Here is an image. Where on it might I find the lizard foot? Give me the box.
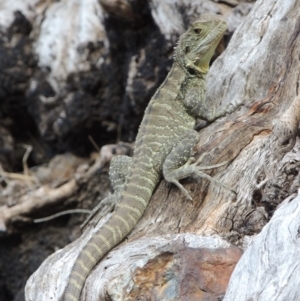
[164,155,236,200]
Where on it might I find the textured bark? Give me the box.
[1,0,298,300]
[26,0,300,300]
[0,1,252,299]
[223,192,300,301]
[26,235,242,301]
[127,0,300,242]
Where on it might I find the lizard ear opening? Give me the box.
[187,67,197,75]
[184,46,190,54]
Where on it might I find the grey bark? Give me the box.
[25,0,300,300]
[224,192,300,301]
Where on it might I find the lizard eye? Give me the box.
[184,46,190,53]
[193,28,202,34]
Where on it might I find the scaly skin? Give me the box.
[64,13,227,301]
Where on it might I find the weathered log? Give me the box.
[0,2,250,299]
[224,191,300,301]
[24,0,300,300]
[0,144,132,233]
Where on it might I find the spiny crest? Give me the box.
[173,38,181,61]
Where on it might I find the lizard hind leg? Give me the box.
[81,155,132,229]
[109,155,132,194]
[163,130,235,200]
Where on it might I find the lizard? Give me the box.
[64,13,230,301]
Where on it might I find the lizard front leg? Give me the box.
[183,77,232,122]
[163,130,235,200]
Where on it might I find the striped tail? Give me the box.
[64,165,159,301]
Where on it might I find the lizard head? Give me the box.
[175,13,227,76]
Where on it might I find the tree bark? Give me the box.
[25,0,300,300]
[224,192,300,301]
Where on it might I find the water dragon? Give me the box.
[64,13,229,301]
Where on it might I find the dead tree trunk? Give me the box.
[26,0,300,300]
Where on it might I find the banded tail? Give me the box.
[64,164,159,301]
